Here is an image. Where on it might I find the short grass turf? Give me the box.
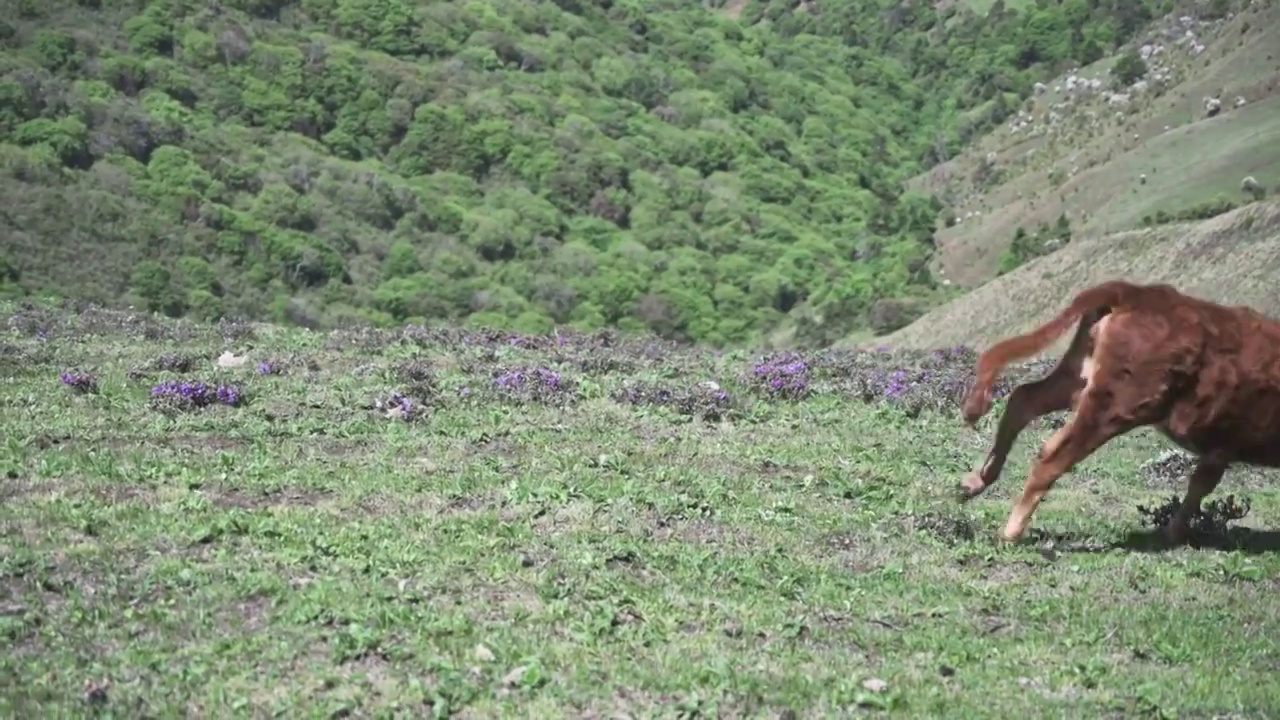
[2,300,1279,718]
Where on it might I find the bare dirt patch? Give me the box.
[442,493,501,514]
[954,555,1044,589]
[529,500,597,538]
[92,482,158,505]
[355,490,505,519]
[468,584,545,625]
[314,438,363,457]
[30,431,73,450]
[2,476,155,505]
[570,689,698,720]
[822,531,890,573]
[469,431,521,460]
[96,433,249,454]
[0,475,47,502]
[652,516,758,550]
[207,486,330,510]
[172,434,249,453]
[903,511,979,544]
[213,594,275,635]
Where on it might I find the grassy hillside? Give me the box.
[884,198,1280,350]
[2,0,1182,347]
[4,299,1279,715]
[911,0,1280,288]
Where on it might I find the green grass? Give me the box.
[3,301,1280,717]
[960,0,1034,13]
[1076,95,1280,236]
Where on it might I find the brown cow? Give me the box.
[955,279,1280,543]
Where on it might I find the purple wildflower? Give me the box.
[490,366,578,405]
[374,390,427,422]
[257,360,282,375]
[150,379,243,408]
[748,352,811,400]
[493,367,562,392]
[60,371,99,394]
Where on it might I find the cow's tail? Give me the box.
[961,280,1139,425]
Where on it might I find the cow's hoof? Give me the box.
[956,473,985,503]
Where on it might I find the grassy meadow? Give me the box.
[2,300,1279,717]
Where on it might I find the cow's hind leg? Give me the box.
[1165,458,1228,545]
[959,310,1099,501]
[1000,372,1152,541]
[958,367,1084,501]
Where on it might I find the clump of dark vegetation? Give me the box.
[1138,449,1196,487]
[907,511,979,543]
[1137,494,1252,537]
[1141,195,1242,227]
[373,391,429,424]
[998,214,1073,275]
[814,345,1031,417]
[491,366,580,406]
[369,360,443,421]
[154,353,198,373]
[257,360,284,376]
[612,381,736,422]
[216,317,257,343]
[7,310,45,338]
[0,343,24,372]
[127,351,200,380]
[1138,447,1273,490]
[59,371,99,395]
[391,361,439,400]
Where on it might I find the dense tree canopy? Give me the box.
[0,0,1169,346]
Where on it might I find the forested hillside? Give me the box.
[2,0,1171,346]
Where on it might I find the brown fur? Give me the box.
[956,279,1280,542]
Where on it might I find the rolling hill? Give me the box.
[884,198,1280,350]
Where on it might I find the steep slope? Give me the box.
[883,199,1280,351]
[911,0,1280,288]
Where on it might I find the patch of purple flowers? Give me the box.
[374,391,427,423]
[491,366,578,405]
[257,360,283,375]
[811,344,1025,417]
[748,352,811,400]
[150,379,243,410]
[495,366,561,390]
[60,371,99,394]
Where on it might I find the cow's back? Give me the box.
[1161,300,1280,465]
